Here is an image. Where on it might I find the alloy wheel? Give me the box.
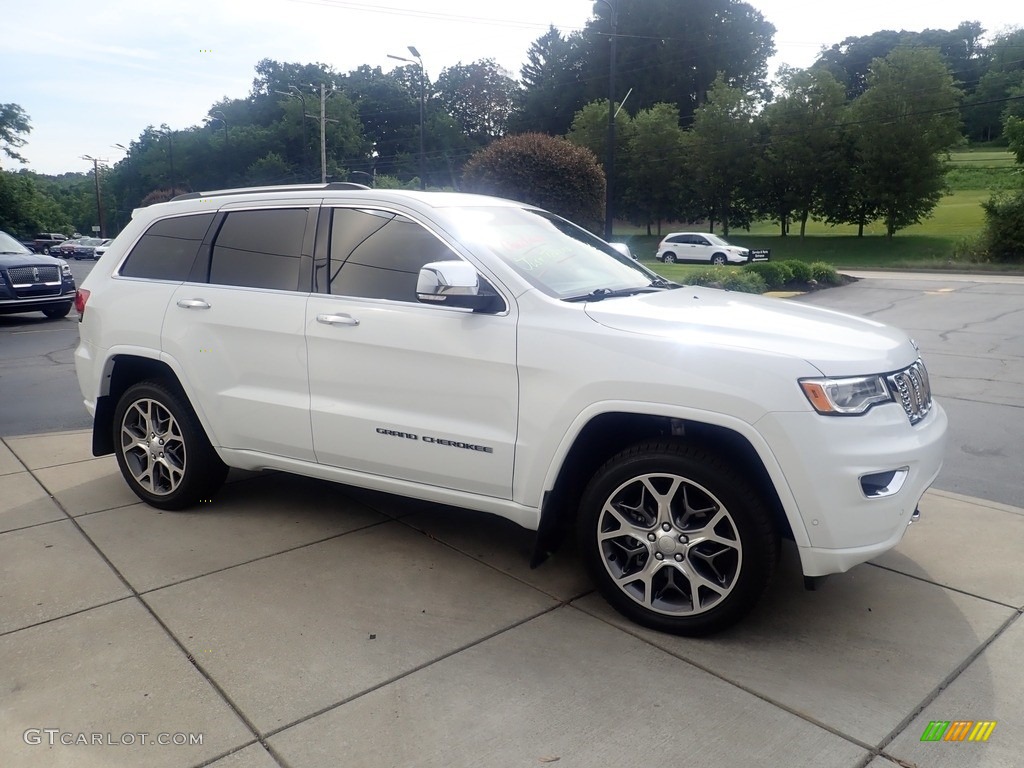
[597,473,742,616]
[119,398,187,496]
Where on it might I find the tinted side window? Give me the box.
[667,235,685,244]
[329,209,460,302]
[210,208,308,291]
[120,213,215,281]
[692,236,710,246]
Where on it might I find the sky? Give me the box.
[2,0,1020,175]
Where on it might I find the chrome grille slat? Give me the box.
[886,360,933,425]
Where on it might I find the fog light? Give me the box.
[860,467,909,498]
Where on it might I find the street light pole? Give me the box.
[388,46,426,190]
[595,0,618,240]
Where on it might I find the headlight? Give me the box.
[799,375,893,415]
[60,261,72,276]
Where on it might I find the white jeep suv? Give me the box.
[75,184,947,636]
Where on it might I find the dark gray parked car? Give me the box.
[0,230,77,319]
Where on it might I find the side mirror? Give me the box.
[416,261,500,312]
[608,242,636,260]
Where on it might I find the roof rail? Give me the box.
[172,181,371,201]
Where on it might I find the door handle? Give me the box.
[176,299,210,309]
[316,313,359,326]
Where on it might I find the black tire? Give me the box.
[42,303,72,319]
[112,380,228,510]
[663,252,677,264]
[577,439,778,636]
[711,253,727,265]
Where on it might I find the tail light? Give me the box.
[75,289,90,320]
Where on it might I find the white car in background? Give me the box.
[656,232,751,264]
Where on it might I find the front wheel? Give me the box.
[577,440,778,636]
[112,380,228,510]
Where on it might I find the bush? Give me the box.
[461,133,605,229]
[684,266,766,294]
[809,261,841,285]
[950,234,992,264]
[783,260,813,283]
[743,261,793,289]
[981,190,1024,263]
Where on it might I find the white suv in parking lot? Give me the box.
[656,232,751,264]
[75,183,947,636]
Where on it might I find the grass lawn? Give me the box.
[615,149,1024,272]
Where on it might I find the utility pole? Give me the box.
[80,155,106,238]
[320,83,328,184]
[595,0,618,240]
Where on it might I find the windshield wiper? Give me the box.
[564,284,669,302]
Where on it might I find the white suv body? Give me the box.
[75,185,947,635]
[656,232,751,264]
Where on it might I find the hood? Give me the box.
[584,286,916,377]
[0,251,64,269]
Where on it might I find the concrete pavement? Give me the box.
[2,429,1022,768]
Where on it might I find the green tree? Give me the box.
[1006,116,1024,164]
[0,103,31,167]
[849,47,963,237]
[622,103,688,235]
[435,59,519,144]
[512,26,590,136]
[566,99,634,217]
[757,67,846,237]
[461,133,605,228]
[686,74,760,235]
[585,0,775,125]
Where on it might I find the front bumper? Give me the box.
[755,400,948,577]
[0,288,76,315]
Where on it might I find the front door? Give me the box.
[305,206,518,499]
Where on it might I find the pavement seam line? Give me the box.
[568,601,879,755]
[866,561,1022,610]
[135,514,393,596]
[387,510,596,603]
[24,482,271,756]
[258,603,565,745]
[871,608,1022,755]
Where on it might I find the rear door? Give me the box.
[305,205,518,499]
[161,205,317,460]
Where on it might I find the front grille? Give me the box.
[8,265,60,285]
[886,360,932,425]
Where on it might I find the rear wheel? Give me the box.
[42,303,71,319]
[577,440,778,636]
[663,252,677,264]
[112,380,227,510]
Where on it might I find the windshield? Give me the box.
[0,231,32,254]
[706,234,731,247]
[442,206,659,299]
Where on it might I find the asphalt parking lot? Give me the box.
[1,270,1022,768]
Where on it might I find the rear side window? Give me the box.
[329,208,460,302]
[209,208,308,291]
[120,214,214,281]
